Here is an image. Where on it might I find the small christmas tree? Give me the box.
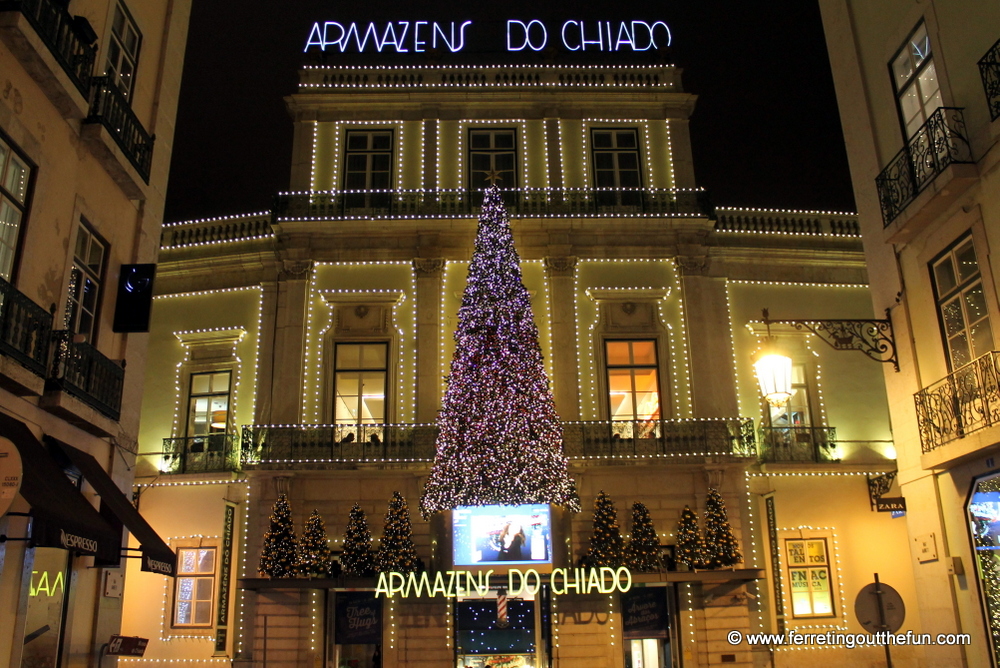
[625,502,662,572]
[342,504,376,576]
[376,492,419,573]
[420,187,578,517]
[259,493,298,578]
[675,505,707,570]
[580,491,625,567]
[703,488,743,568]
[298,509,339,578]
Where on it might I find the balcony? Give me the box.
[45,330,124,422]
[240,418,754,469]
[144,435,241,474]
[82,76,154,193]
[875,107,975,229]
[915,351,1000,464]
[757,426,838,463]
[0,275,51,384]
[272,187,714,223]
[979,37,1000,122]
[0,0,96,116]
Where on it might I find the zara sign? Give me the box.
[304,20,671,54]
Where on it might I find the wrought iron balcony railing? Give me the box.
[979,37,1000,121]
[240,418,754,468]
[47,330,124,420]
[84,76,154,183]
[875,107,974,226]
[273,187,714,222]
[915,351,1000,453]
[150,435,241,474]
[0,0,96,96]
[757,426,838,463]
[0,275,51,376]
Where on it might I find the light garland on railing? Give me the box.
[163,211,270,229]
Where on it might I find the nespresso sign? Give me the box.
[305,20,671,54]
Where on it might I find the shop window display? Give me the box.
[969,474,1000,661]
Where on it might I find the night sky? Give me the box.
[163,1,856,223]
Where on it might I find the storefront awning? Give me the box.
[47,437,176,577]
[0,412,121,565]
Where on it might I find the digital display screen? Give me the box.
[453,504,552,566]
[970,490,1000,551]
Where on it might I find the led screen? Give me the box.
[453,504,552,566]
[970,490,1000,551]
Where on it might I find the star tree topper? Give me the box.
[420,187,579,517]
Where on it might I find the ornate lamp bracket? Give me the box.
[762,308,900,371]
[867,472,897,511]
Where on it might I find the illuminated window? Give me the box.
[343,130,393,210]
[173,547,216,627]
[468,129,517,190]
[186,371,232,452]
[767,363,811,428]
[64,221,107,342]
[606,340,661,421]
[104,2,141,100]
[591,129,642,207]
[0,131,32,281]
[932,236,993,370]
[334,342,387,424]
[890,21,941,139]
[785,538,834,618]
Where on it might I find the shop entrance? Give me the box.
[455,590,545,668]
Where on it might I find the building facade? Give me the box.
[819,1,1000,665]
[0,0,191,666]
[121,51,920,668]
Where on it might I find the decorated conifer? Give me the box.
[259,493,298,578]
[376,492,419,573]
[419,187,578,517]
[342,504,375,576]
[703,488,743,568]
[297,509,339,577]
[675,505,707,570]
[580,491,625,567]
[625,502,662,572]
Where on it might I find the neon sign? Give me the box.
[374,566,632,598]
[304,20,671,54]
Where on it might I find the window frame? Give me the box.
[184,370,233,453]
[784,537,836,619]
[342,129,394,211]
[930,234,994,371]
[333,341,389,425]
[888,20,942,140]
[0,128,35,284]
[604,339,662,423]
[172,546,218,629]
[467,128,518,191]
[64,219,109,343]
[590,128,644,208]
[104,1,142,101]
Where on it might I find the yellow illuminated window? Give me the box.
[334,342,387,424]
[605,340,661,421]
[785,538,834,618]
[173,547,216,627]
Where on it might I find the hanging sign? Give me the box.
[335,592,382,644]
[375,566,632,598]
[305,20,671,54]
[876,497,906,513]
[0,436,22,518]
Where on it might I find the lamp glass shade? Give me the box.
[210,410,228,430]
[753,346,794,408]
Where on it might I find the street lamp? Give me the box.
[753,309,794,408]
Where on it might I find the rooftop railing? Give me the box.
[48,330,124,420]
[0,275,52,376]
[273,187,714,222]
[915,351,1000,453]
[85,76,154,183]
[0,0,96,96]
[875,107,973,226]
[979,37,1000,121]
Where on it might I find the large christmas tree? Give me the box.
[420,187,578,517]
[259,493,298,578]
[580,491,625,567]
[376,492,419,573]
[703,488,743,568]
[675,505,707,570]
[342,504,376,576]
[298,509,339,578]
[625,502,662,572]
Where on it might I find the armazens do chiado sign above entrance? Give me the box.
[375,567,633,598]
[305,20,671,54]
